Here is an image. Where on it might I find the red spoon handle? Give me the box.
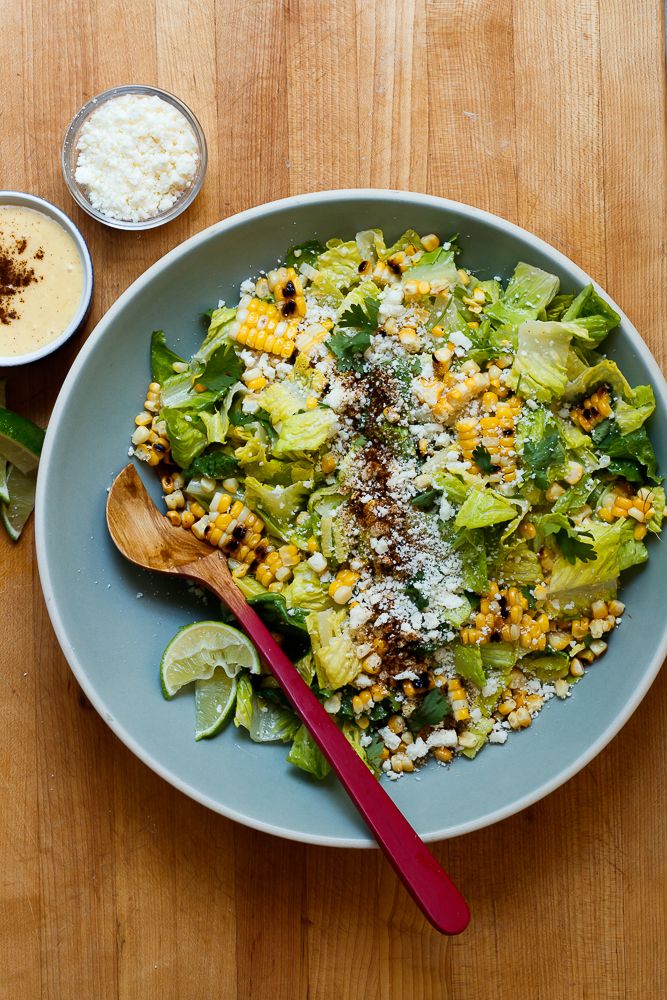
[224,595,470,935]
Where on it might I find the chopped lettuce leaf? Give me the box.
[454,644,486,688]
[460,717,494,759]
[306,609,361,691]
[311,239,361,299]
[194,306,237,363]
[383,229,422,259]
[234,674,300,743]
[336,279,381,318]
[403,246,458,289]
[287,725,330,779]
[618,521,648,571]
[648,487,665,533]
[151,330,185,383]
[257,381,307,424]
[200,409,228,445]
[272,408,338,458]
[615,385,656,435]
[355,228,387,261]
[480,643,518,673]
[495,540,542,586]
[512,321,572,402]
[564,359,633,402]
[284,562,332,612]
[160,407,207,468]
[244,477,309,539]
[524,654,569,681]
[454,484,518,530]
[485,262,560,327]
[286,239,326,269]
[561,284,620,347]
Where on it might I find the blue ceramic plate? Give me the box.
[35,190,667,846]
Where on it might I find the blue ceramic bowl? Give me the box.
[35,190,667,846]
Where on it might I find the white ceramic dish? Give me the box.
[0,191,93,367]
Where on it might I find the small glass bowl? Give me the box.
[62,84,208,231]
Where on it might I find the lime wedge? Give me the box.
[195,669,237,740]
[0,458,8,505]
[1,464,37,541]
[0,407,45,474]
[160,620,260,699]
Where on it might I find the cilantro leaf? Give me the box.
[555,529,596,564]
[538,513,596,564]
[405,574,429,611]
[200,343,243,394]
[364,732,386,774]
[285,239,326,269]
[410,487,442,510]
[185,450,240,480]
[229,408,277,441]
[472,444,493,473]
[591,419,660,484]
[407,689,451,733]
[328,329,372,373]
[522,430,565,490]
[338,296,380,334]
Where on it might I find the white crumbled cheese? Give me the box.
[426,730,458,749]
[393,669,419,681]
[370,536,390,556]
[489,729,508,745]
[353,673,373,689]
[75,94,199,222]
[349,604,372,629]
[405,737,430,761]
[598,454,611,468]
[379,727,402,751]
[449,330,472,351]
[360,733,372,748]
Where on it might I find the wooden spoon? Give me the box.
[106,463,470,935]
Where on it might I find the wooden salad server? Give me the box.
[106,463,470,935]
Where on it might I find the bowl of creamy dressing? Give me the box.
[0,192,93,366]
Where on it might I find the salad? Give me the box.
[130,227,664,781]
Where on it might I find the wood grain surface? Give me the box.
[1,1,666,997]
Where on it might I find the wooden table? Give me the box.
[2,1,666,996]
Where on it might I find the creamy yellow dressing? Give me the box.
[0,206,84,357]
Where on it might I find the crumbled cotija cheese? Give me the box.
[75,94,199,222]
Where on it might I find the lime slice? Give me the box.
[160,620,260,699]
[0,407,45,474]
[194,669,237,740]
[1,464,37,541]
[0,457,8,505]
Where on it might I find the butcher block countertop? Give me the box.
[1,1,666,997]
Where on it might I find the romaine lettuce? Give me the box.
[272,408,338,458]
[454,644,486,688]
[561,284,620,347]
[160,407,208,468]
[306,609,361,690]
[485,262,560,327]
[403,246,458,289]
[284,562,332,613]
[454,484,518,530]
[244,477,309,539]
[151,330,185,383]
[257,381,307,424]
[564,359,633,402]
[512,321,572,402]
[234,674,300,743]
[548,520,622,610]
[287,725,330,779]
[615,385,656,435]
[311,240,361,299]
[194,306,237,363]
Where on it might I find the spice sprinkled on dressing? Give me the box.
[0,206,83,358]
